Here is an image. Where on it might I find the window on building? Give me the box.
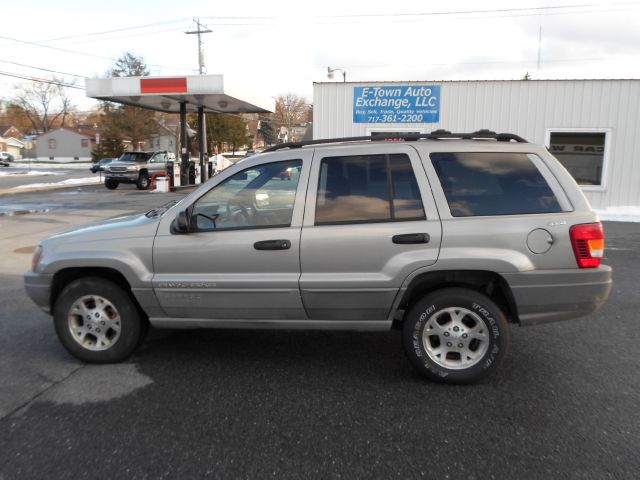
[430,152,564,217]
[547,131,607,187]
[315,154,425,225]
[81,139,89,148]
[48,139,56,149]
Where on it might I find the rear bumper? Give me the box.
[24,271,53,313]
[502,266,612,326]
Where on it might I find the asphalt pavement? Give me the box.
[0,184,638,479]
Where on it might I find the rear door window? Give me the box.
[430,152,564,217]
[315,154,425,225]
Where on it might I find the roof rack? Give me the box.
[263,129,527,152]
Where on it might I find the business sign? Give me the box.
[140,77,187,94]
[353,85,440,123]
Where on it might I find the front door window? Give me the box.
[192,159,302,230]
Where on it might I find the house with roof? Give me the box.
[0,125,26,159]
[34,127,97,161]
[0,136,25,159]
[143,121,178,155]
[0,125,24,139]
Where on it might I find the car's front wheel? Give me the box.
[136,172,150,190]
[53,278,147,363]
[402,288,510,383]
[105,179,119,190]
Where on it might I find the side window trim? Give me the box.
[527,152,573,212]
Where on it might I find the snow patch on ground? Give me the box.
[12,176,102,189]
[596,206,640,223]
[0,170,62,177]
[12,162,92,169]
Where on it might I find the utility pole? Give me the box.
[186,17,212,74]
[186,18,213,184]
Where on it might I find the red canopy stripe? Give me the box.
[140,77,187,93]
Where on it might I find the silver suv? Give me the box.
[24,131,612,383]
[104,151,174,190]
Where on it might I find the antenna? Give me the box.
[186,17,212,75]
[537,26,542,71]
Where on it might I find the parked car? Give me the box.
[104,151,175,190]
[279,166,293,180]
[24,131,612,383]
[0,151,14,164]
[90,158,115,174]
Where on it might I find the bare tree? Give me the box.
[12,77,74,133]
[272,94,311,130]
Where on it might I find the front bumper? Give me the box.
[24,271,54,313]
[105,171,138,182]
[502,266,612,326]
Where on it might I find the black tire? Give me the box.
[53,277,148,363]
[402,288,510,384]
[105,178,119,190]
[136,172,150,190]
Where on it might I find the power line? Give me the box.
[0,34,118,61]
[320,2,633,19]
[0,71,84,89]
[0,59,86,79]
[0,34,191,72]
[317,54,639,70]
[54,27,188,46]
[201,2,636,23]
[34,18,191,43]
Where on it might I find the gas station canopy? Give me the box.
[85,75,273,114]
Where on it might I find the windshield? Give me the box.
[119,152,150,162]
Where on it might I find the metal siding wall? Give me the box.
[314,80,640,209]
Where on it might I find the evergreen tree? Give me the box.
[98,53,158,150]
[258,119,276,146]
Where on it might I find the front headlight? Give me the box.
[127,165,139,171]
[31,245,43,272]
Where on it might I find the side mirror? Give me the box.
[171,210,191,234]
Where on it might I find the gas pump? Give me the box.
[167,160,181,187]
[193,163,201,185]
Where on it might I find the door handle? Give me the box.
[392,233,430,244]
[254,239,292,250]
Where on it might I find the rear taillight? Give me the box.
[570,223,605,268]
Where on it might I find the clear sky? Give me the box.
[1,0,639,113]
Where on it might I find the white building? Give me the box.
[313,79,640,211]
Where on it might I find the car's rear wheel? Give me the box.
[402,288,510,383]
[53,278,147,363]
[136,172,150,190]
[105,179,119,190]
